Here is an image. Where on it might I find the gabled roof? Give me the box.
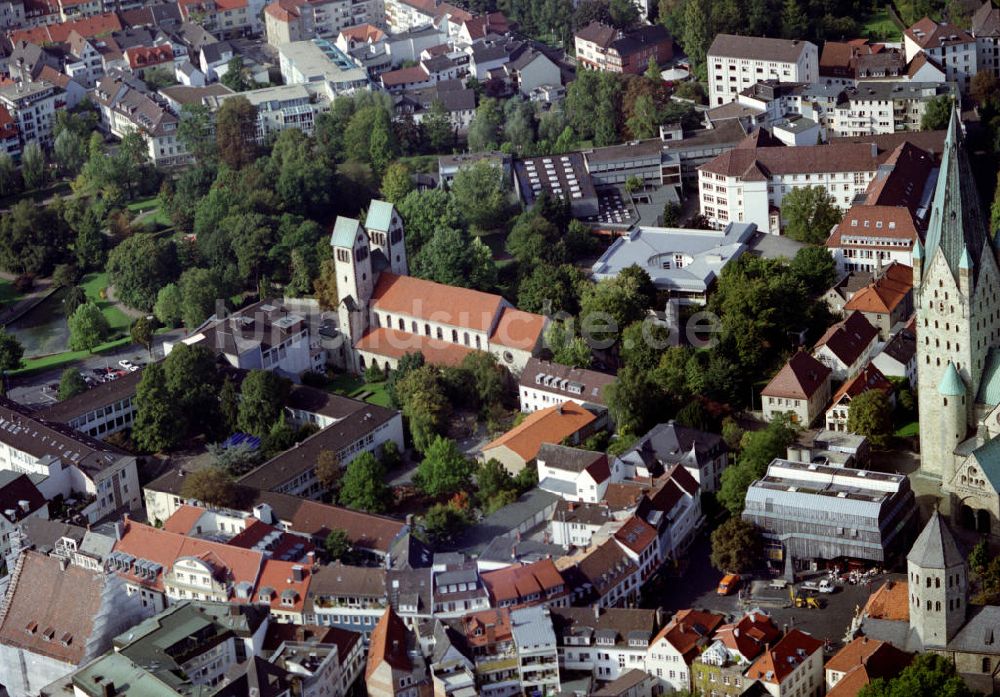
[575,21,618,47]
[536,443,610,482]
[708,34,813,62]
[714,611,780,661]
[746,629,824,684]
[481,559,565,604]
[365,199,395,232]
[651,608,725,659]
[482,402,597,462]
[830,362,893,405]
[355,327,475,367]
[371,272,504,332]
[489,307,547,351]
[366,607,414,677]
[814,312,879,366]
[844,265,911,313]
[826,639,912,697]
[762,350,831,399]
[904,16,975,48]
[0,471,47,522]
[612,515,657,554]
[907,510,964,570]
[11,11,121,44]
[863,579,909,621]
[973,0,1000,36]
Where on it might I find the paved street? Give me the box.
[642,535,898,649]
[6,329,187,408]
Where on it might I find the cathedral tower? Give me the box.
[915,107,1000,479]
[907,511,966,648]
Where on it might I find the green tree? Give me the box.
[420,502,471,546]
[53,129,86,177]
[675,399,712,431]
[133,363,186,452]
[154,283,183,327]
[969,537,989,576]
[221,55,253,91]
[267,129,335,216]
[107,235,177,310]
[219,376,240,434]
[544,321,593,368]
[921,95,953,131]
[626,93,659,140]
[424,99,454,152]
[780,0,808,38]
[62,286,86,319]
[179,466,244,508]
[847,389,893,448]
[971,71,1000,108]
[396,365,451,453]
[461,350,511,409]
[414,227,497,291]
[718,416,796,515]
[680,0,713,72]
[20,141,47,190]
[710,517,763,573]
[722,417,745,450]
[381,162,414,203]
[781,185,841,244]
[0,200,71,276]
[130,315,156,357]
[467,98,504,151]
[858,653,972,697]
[450,160,510,231]
[315,449,342,492]
[215,96,258,169]
[0,330,22,392]
[662,201,681,226]
[237,369,291,436]
[67,302,110,351]
[179,267,224,328]
[396,188,461,257]
[620,320,670,372]
[58,368,87,400]
[387,351,426,408]
[262,413,297,457]
[177,104,217,162]
[339,452,390,512]
[789,245,838,294]
[506,209,564,268]
[606,365,663,435]
[415,436,476,497]
[517,263,583,315]
[324,529,351,561]
[476,458,515,502]
[0,152,17,196]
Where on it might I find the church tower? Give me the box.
[365,199,409,277]
[907,511,966,648]
[331,216,374,362]
[914,107,1000,479]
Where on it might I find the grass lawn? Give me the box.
[862,8,902,40]
[0,278,24,308]
[126,195,172,228]
[12,337,130,376]
[80,272,132,335]
[327,373,392,408]
[895,420,919,437]
[396,155,440,174]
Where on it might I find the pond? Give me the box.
[6,286,71,357]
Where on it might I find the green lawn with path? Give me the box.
[126,195,172,228]
[327,373,392,408]
[862,8,902,40]
[81,272,132,334]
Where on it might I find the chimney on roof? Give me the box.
[101,681,116,697]
[593,603,600,620]
[17,500,29,513]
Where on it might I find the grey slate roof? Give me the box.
[907,510,964,570]
[969,436,1000,494]
[945,605,1000,653]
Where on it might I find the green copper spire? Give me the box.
[938,362,965,397]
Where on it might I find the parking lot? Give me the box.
[642,535,902,649]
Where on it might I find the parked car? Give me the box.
[818,579,836,594]
[118,359,139,372]
[717,573,741,595]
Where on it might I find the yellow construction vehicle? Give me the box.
[789,587,822,609]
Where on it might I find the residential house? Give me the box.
[745,629,825,697]
[591,223,756,305]
[825,363,895,432]
[0,472,48,564]
[518,358,615,414]
[903,17,977,90]
[480,559,568,609]
[481,402,600,475]
[551,606,660,682]
[509,605,560,695]
[559,538,641,608]
[549,500,615,549]
[204,83,330,142]
[306,563,388,637]
[365,607,431,697]
[94,74,189,167]
[813,311,880,380]
[536,444,618,503]
[761,350,833,426]
[824,637,912,697]
[691,611,781,697]
[0,76,62,150]
[616,421,728,493]
[574,22,672,74]
[973,0,1000,76]
[0,105,20,159]
[394,81,476,133]
[263,623,366,697]
[842,264,913,339]
[459,608,520,697]
[0,397,142,524]
[611,515,661,582]
[646,608,725,693]
[504,46,561,96]
[613,465,703,562]
[264,0,382,47]
[438,150,511,187]
[871,320,917,386]
[383,0,471,35]
[431,557,490,619]
[819,40,907,85]
[0,550,145,696]
[594,670,659,697]
[707,34,819,106]
[742,459,917,567]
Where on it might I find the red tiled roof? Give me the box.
[371,272,504,333]
[162,504,205,534]
[652,608,725,660]
[814,312,879,366]
[489,307,546,351]
[613,515,657,554]
[227,518,316,561]
[863,579,909,621]
[366,607,412,678]
[216,0,248,9]
[762,350,831,399]
[844,264,912,314]
[700,142,883,180]
[747,629,824,684]
[380,65,430,87]
[714,611,780,661]
[254,559,310,614]
[904,16,975,48]
[125,44,174,69]
[461,608,512,647]
[339,22,385,42]
[831,362,893,405]
[826,639,912,697]
[862,142,934,210]
[355,327,475,367]
[481,559,565,605]
[827,206,922,251]
[462,11,510,39]
[11,11,121,43]
[482,402,597,462]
